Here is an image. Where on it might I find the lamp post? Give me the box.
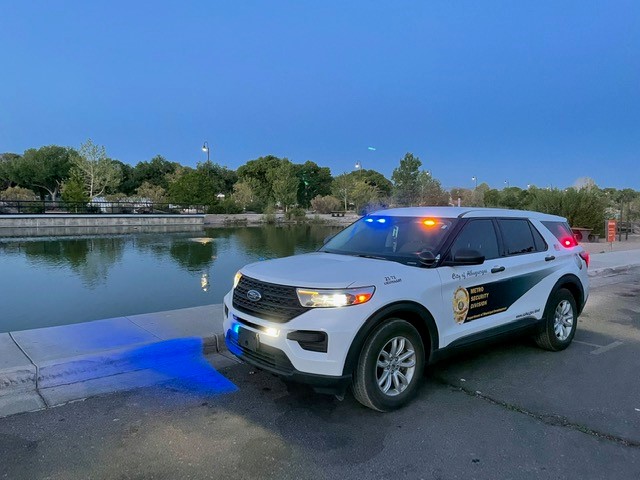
[472,176,477,190]
[202,141,210,163]
[354,161,362,176]
[504,180,509,188]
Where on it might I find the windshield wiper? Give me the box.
[355,253,388,261]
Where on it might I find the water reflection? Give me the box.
[0,225,342,332]
[20,238,125,288]
[169,240,217,272]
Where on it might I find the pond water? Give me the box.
[0,225,341,333]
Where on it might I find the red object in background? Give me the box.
[607,220,617,243]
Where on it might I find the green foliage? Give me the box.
[61,176,90,205]
[207,198,243,214]
[0,153,21,190]
[232,180,255,210]
[561,188,607,233]
[310,195,341,214]
[135,182,167,203]
[285,206,307,221]
[6,146,76,200]
[270,161,299,211]
[392,153,422,206]
[263,204,277,224]
[351,179,380,213]
[0,186,38,201]
[294,161,333,207]
[168,162,228,205]
[237,155,287,205]
[417,171,449,206]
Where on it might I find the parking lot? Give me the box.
[1,268,639,480]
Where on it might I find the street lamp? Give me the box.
[354,161,362,175]
[472,176,478,189]
[504,180,510,188]
[202,141,210,163]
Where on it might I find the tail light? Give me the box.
[579,252,590,267]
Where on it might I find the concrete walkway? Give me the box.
[2,243,639,418]
[0,306,226,418]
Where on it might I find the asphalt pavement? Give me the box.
[1,268,639,480]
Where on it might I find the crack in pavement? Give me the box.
[433,376,640,449]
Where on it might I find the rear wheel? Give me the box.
[534,288,577,351]
[352,319,425,412]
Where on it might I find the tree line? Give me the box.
[1,140,638,233]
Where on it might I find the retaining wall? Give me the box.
[0,215,204,237]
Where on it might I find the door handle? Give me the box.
[491,266,505,273]
[545,255,556,262]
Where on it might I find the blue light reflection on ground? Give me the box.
[127,337,238,395]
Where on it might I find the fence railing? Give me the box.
[0,200,207,215]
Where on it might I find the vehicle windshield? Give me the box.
[321,215,456,266]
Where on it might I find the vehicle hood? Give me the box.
[239,252,399,289]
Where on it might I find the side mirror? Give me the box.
[417,250,437,267]
[450,248,485,266]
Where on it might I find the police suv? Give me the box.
[223,207,589,411]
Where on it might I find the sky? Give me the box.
[1,0,638,190]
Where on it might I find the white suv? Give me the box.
[223,207,589,411]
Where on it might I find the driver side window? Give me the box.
[450,219,500,261]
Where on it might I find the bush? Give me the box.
[0,186,38,201]
[207,198,243,214]
[310,195,341,214]
[263,205,277,224]
[285,207,307,221]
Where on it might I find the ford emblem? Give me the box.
[246,289,262,302]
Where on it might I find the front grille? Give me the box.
[233,276,308,322]
[226,332,295,375]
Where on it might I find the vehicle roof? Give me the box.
[369,206,566,222]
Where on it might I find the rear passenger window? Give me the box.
[498,219,540,255]
[541,221,577,247]
[450,219,500,260]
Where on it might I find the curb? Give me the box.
[0,306,227,418]
[588,263,640,278]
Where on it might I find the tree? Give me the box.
[417,172,449,206]
[310,195,341,214]
[168,162,227,205]
[232,180,255,210]
[136,182,167,203]
[351,179,380,213]
[131,155,179,190]
[237,155,287,205]
[6,146,75,200]
[61,175,90,205]
[392,153,422,206]
[294,161,333,207]
[270,161,299,211]
[0,153,21,190]
[73,139,122,198]
[331,173,356,211]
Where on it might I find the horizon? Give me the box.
[1,1,638,190]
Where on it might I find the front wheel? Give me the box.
[534,288,577,351]
[352,319,425,412]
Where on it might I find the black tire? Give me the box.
[352,318,426,412]
[534,288,577,351]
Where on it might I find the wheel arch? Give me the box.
[342,301,439,376]
[550,274,585,315]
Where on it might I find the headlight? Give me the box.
[296,286,375,308]
[233,272,242,289]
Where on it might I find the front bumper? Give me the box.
[224,329,352,395]
[222,291,377,388]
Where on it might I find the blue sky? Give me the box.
[1,1,638,189]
